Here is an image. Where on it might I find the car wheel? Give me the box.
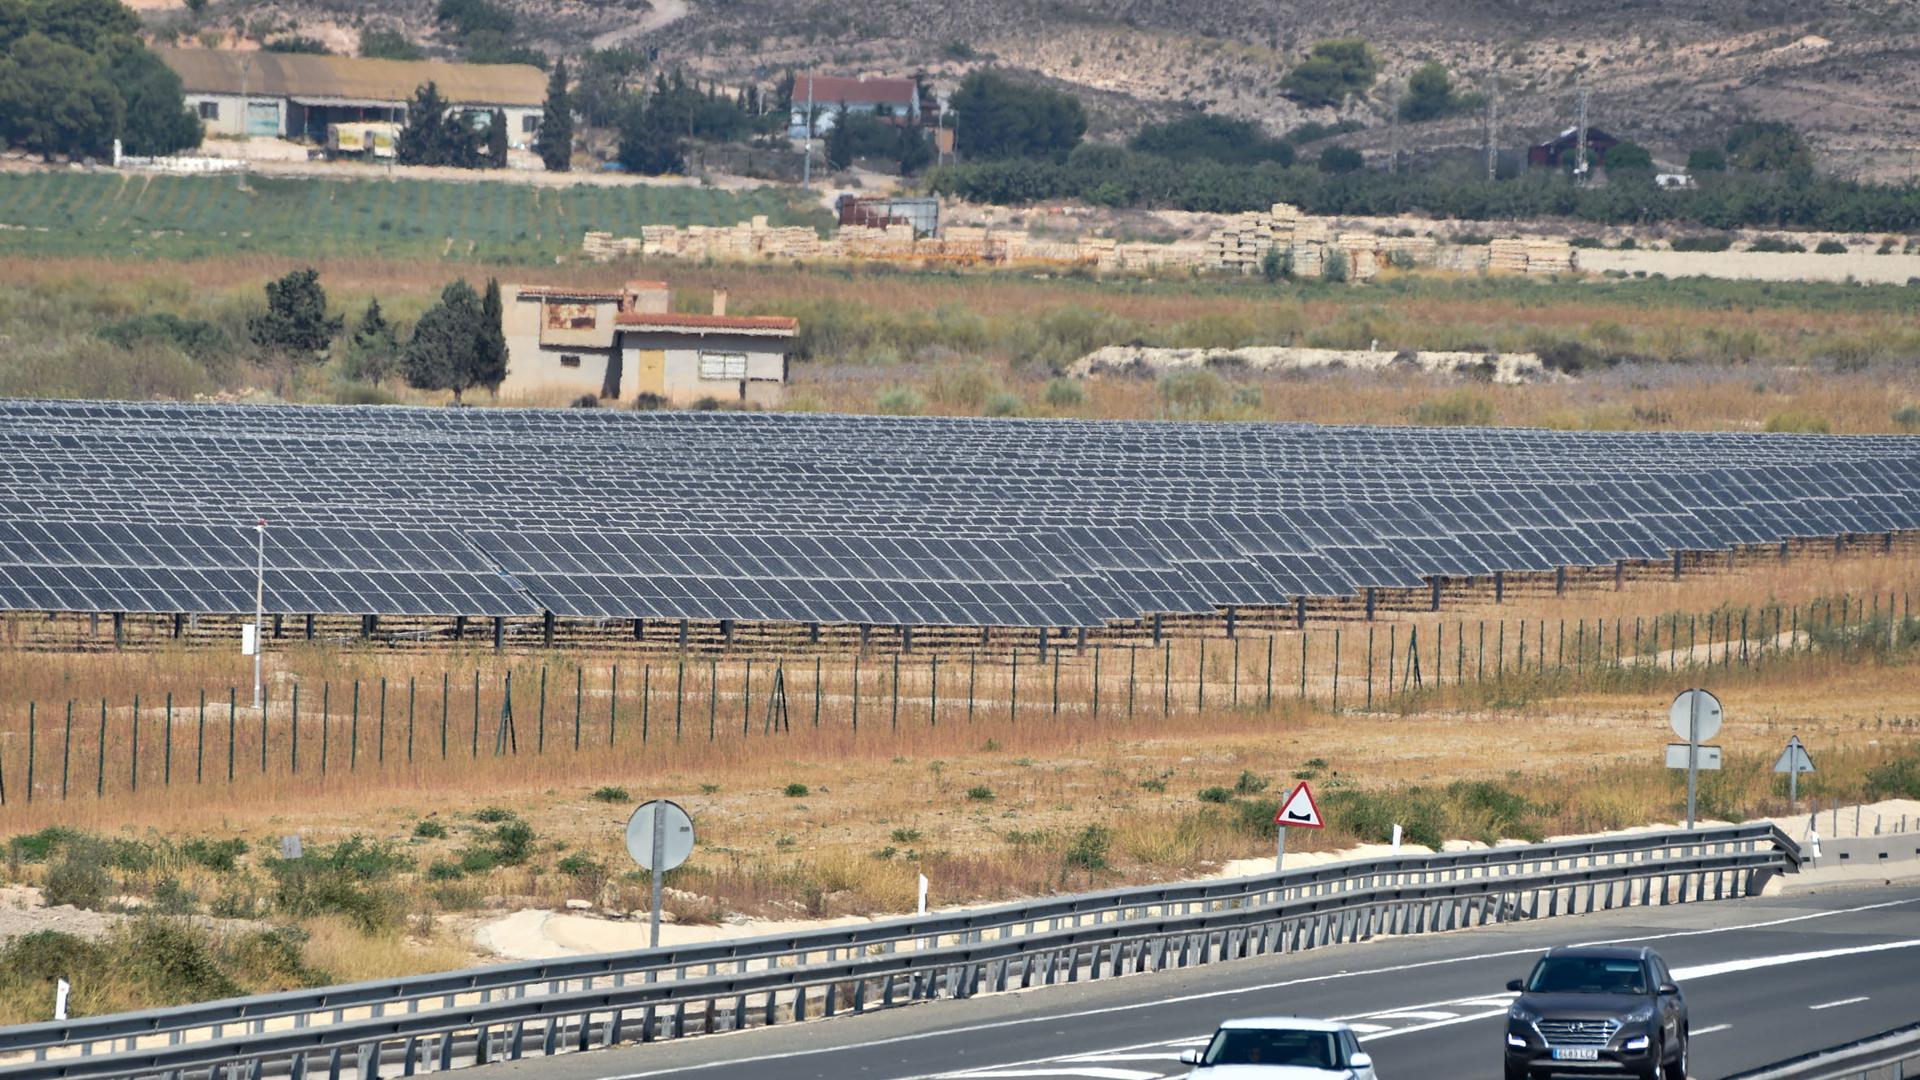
[1636,1033,1664,1080]
[1665,1029,1689,1080]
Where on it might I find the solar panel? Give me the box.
[0,400,1914,628]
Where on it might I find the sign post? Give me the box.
[1273,781,1325,872]
[1668,689,1723,829]
[1773,735,1816,807]
[252,519,266,712]
[625,800,695,950]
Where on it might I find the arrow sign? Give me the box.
[1773,736,1815,775]
[1274,781,1325,829]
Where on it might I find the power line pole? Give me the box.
[1574,86,1591,181]
[1485,75,1499,181]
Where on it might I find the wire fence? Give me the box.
[0,589,1913,808]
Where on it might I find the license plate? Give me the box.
[1552,1048,1601,1061]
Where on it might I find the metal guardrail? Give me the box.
[1726,1023,1920,1080]
[0,823,1798,1080]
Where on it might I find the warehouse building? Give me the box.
[156,47,546,146]
[500,281,797,407]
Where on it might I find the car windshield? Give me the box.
[1202,1028,1345,1069]
[1526,956,1649,994]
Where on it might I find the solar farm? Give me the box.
[1,398,1916,653]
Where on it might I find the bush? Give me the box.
[589,786,630,803]
[1044,378,1084,408]
[1322,247,1349,282]
[983,391,1025,417]
[1062,825,1112,872]
[631,392,668,410]
[1746,236,1807,253]
[1234,770,1270,796]
[965,785,995,801]
[1670,233,1734,253]
[876,387,925,415]
[43,847,113,910]
[1158,368,1228,418]
[412,820,449,840]
[7,827,82,863]
[1893,405,1920,431]
[784,782,810,798]
[1196,785,1235,804]
[890,828,922,844]
[265,836,411,932]
[1866,750,1920,799]
[1261,246,1292,281]
[1815,239,1848,254]
[1412,389,1495,427]
[1763,409,1831,434]
[98,313,233,361]
[180,838,248,873]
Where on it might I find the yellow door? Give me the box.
[636,350,666,396]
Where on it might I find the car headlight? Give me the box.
[1507,1033,1528,1048]
[1624,1035,1650,1052]
[1624,1002,1656,1023]
[1509,1004,1539,1023]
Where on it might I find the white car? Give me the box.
[1178,1017,1380,1079]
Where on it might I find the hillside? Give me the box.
[154,0,1920,179]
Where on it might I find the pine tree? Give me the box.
[403,279,484,402]
[248,267,343,362]
[534,57,572,172]
[395,82,482,167]
[486,108,508,167]
[345,298,401,386]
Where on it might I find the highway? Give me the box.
[468,884,1920,1080]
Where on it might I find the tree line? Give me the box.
[0,0,201,160]
[248,268,508,403]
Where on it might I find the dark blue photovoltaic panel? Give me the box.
[0,400,1914,626]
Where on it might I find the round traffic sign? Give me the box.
[1668,688,1722,742]
[625,800,695,872]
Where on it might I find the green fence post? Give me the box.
[640,665,649,746]
[707,659,717,741]
[130,693,140,794]
[377,678,387,766]
[25,702,35,802]
[407,677,415,763]
[350,680,360,772]
[226,688,236,784]
[675,659,685,741]
[1265,635,1275,709]
[63,700,74,799]
[440,673,450,760]
[319,684,329,776]
[96,699,107,798]
[610,664,619,747]
[471,670,481,757]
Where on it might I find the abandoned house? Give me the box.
[500,282,798,407]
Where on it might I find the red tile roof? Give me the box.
[615,312,799,334]
[799,74,916,107]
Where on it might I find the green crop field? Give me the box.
[0,171,830,262]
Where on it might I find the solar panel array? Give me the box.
[0,399,1915,628]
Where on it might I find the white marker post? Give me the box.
[916,873,929,915]
[1668,689,1723,830]
[252,519,266,712]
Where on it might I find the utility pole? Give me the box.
[1574,86,1591,180]
[1485,75,1500,182]
[801,73,814,190]
[1388,84,1401,174]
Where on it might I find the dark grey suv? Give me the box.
[1503,946,1688,1080]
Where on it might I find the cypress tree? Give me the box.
[486,108,508,167]
[475,278,509,395]
[534,57,572,172]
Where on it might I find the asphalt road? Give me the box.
[469,883,1920,1080]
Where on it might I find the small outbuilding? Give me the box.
[789,73,921,137]
[500,281,797,407]
[1528,126,1621,169]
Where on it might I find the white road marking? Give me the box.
[601,896,1920,1079]
[1692,1024,1732,1035]
[1808,996,1870,1011]
[1365,1010,1459,1021]
[1346,1023,1392,1033]
[1058,1054,1185,1063]
[1356,1009,1511,1042]
[952,1070,1168,1080]
[1673,939,1920,980]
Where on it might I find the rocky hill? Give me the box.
[169,0,1920,179]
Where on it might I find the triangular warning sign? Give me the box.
[1274,781,1325,829]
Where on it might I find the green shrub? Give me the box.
[7,827,81,863]
[1196,785,1235,804]
[1815,239,1848,254]
[588,786,630,803]
[265,836,411,932]
[42,847,113,910]
[965,785,995,802]
[1159,368,1228,419]
[1062,825,1112,872]
[1322,247,1350,282]
[1746,236,1806,253]
[983,391,1026,417]
[1234,770,1270,796]
[1893,405,1920,431]
[180,838,248,874]
[1044,378,1085,408]
[876,387,925,415]
[1326,789,1445,850]
[97,313,234,361]
[1139,777,1167,793]
[784,782,810,797]
[1260,246,1293,281]
[890,827,922,844]
[1763,409,1831,434]
[1866,750,1920,799]
[1670,234,1734,252]
[556,852,606,887]
[1412,389,1495,427]
[412,820,449,840]
[1232,797,1282,838]
[471,806,515,824]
